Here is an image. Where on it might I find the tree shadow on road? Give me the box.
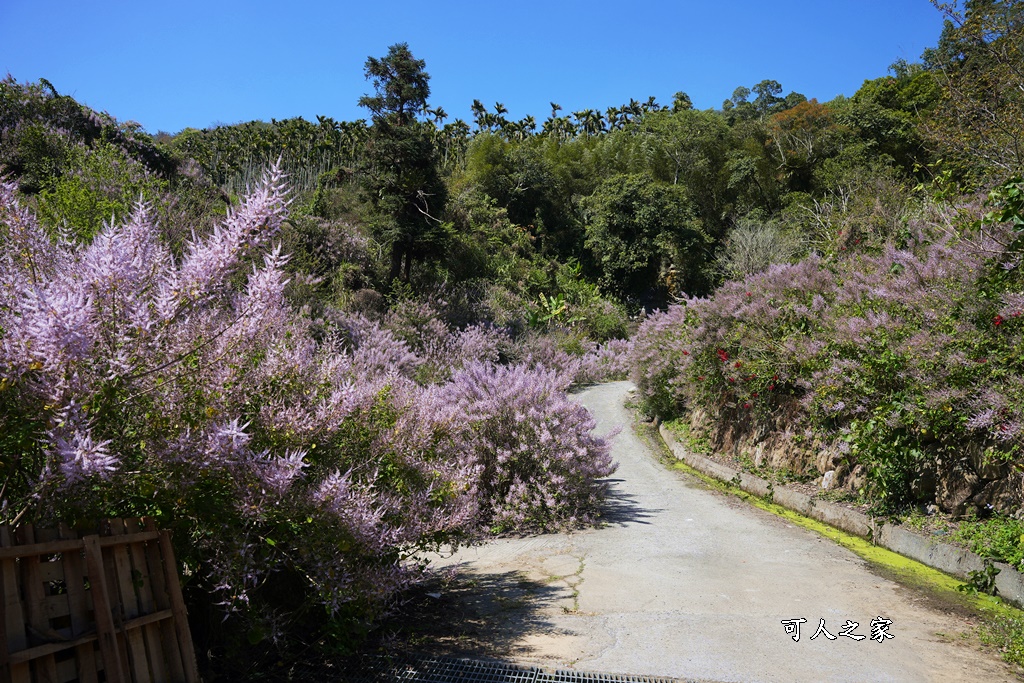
[598,478,661,526]
[365,569,568,662]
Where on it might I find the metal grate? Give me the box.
[335,655,536,683]
[537,671,681,683]
[337,654,692,683]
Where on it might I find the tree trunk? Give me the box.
[403,250,413,282]
[389,242,404,283]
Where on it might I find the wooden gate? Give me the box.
[0,518,199,683]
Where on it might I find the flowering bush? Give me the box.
[510,328,633,387]
[0,166,480,651]
[0,164,618,658]
[632,199,1024,513]
[420,363,616,533]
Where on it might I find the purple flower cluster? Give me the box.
[0,165,617,635]
[419,363,617,533]
[632,205,1024,508]
[512,329,634,388]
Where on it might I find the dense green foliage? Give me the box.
[35,38,946,314]
[358,43,448,283]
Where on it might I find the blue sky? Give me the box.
[1,1,947,134]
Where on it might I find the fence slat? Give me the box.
[158,531,199,683]
[0,532,160,561]
[53,657,76,683]
[8,633,97,665]
[57,523,97,683]
[141,519,185,683]
[36,563,63,584]
[42,596,71,622]
[8,611,173,665]
[18,525,59,683]
[1,525,31,683]
[0,526,11,683]
[107,520,151,683]
[124,520,170,683]
[0,541,80,562]
[82,535,126,683]
[98,524,134,680]
[31,537,69,638]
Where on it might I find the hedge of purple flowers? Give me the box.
[0,164,617,651]
[632,197,1024,513]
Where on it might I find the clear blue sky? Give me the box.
[1,1,947,134]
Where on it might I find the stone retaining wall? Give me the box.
[684,406,1023,517]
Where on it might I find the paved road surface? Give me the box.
[427,381,1018,682]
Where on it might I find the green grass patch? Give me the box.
[952,517,1024,572]
[662,418,712,455]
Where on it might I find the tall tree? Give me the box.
[358,43,447,283]
[924,0,1024,179]
[582,173,710,304]
[752,79,784,115]
[766,99,844,192]
[672,91,693,112]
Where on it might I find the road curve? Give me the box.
[428,381,1017,682]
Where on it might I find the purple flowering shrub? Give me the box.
[366,296,631,388]
[578,337,634,384]
[419,363,617,533]
[0,163,619,655]
[0,166,482,649]
[632,202,1024,512]
[510,328,633,387]
[380,298,508,383]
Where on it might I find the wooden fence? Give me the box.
[0,518,199,683]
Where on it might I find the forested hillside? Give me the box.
[2,0,1024,672]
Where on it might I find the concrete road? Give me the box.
[427,382,1019,682]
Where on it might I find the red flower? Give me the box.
[977,358,988,363]
[746,292,752,297]
[768,384,775,391]
[773,375,778,381]
[734,361,743,368]
[682,350,690,355]
[717,349,729,362]
[728,377,736,383]
[698,375,705,381]
[752,392,759,398]
[994,315,1005,326]
[743,403,751,409]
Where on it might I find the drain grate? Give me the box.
[338,654,691,683]
[538,672,680,683]
[378,656,541,682]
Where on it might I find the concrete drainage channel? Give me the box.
[339,654,694,683]
[658,423,1024,606]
